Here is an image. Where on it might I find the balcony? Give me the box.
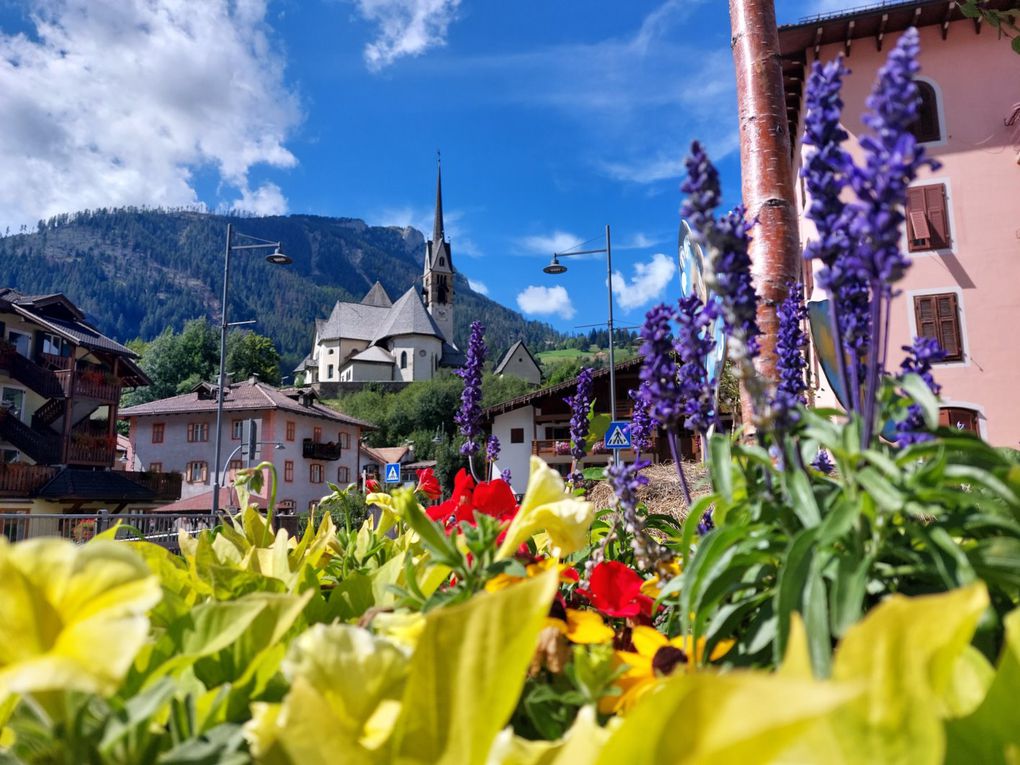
[303,439,342,461]
[66,426,116,467]
[0,463,59,496]
[121,470,183,502]
[531,436,661,460]
[56,367,122,404]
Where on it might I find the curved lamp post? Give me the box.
[542,224,619,465]
[211,224,291,515]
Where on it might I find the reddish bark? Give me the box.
[729,0,802,424]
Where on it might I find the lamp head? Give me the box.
[266,247,292,265]
[543,255,567,275]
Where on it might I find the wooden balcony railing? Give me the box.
[532,437,660,458]
[54,370,122,403]
[0,463,59,496]
[303,439,342,461]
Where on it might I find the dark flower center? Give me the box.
[652,645,688,676]
[548,599,567,622]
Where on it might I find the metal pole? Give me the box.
[604,224,619,466]
[212,223,232,515]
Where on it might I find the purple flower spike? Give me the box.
[674,295,718,434]
[895,336,946,446]
[681,140,721,246]
[638,304,682,430]
[711,206,761,359]
[565,367,594,462]
[454,321,486,456]
[811,450,834,474]
[628,382,654,454]
[773,283,809,423]
[500,467,512,484]
[486,434,501,463]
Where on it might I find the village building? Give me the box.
[779,0,1020,445]
[494,340,543,386]
[0,289,182,516]
[120,378,373,513]
[298,164,462,386]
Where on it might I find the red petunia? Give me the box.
[416,467,441,500]
[365,477,381,493]
[426,469,475,530]
[577,561,653,618]
[472,478,518,524]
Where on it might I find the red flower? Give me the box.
[416,467,441,500]
[472,478,518,524]
[427,469,475,530]
[365,478,381,493]
[577,561,653,618]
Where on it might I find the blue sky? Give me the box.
[0,0,832,335]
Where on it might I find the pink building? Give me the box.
[120,379,374,513]
[780,0,1020,445]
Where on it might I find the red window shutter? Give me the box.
[914,295,938,340]
[924,184,949,249]
[906,187,930,251]
[935,293,962,361]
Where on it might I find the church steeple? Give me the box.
[423,153,455,345]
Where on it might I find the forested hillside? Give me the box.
[0,209,565,370]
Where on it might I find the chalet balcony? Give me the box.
[0,463,59,497]
[303,439,342,461]
[56,367,123,404]
[531,436,663,460]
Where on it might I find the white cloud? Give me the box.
[521,230,583,255]
[617,232,662,250]
[467,278,488,295]
[611,253,676,311]
[516,285,575,320]
[0,0,300,229]
[353,0,461,71]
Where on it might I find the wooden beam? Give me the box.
[942,1,956,40]
[844,19,856,57]
[876,12,889,51]
[813,25,824,60]
[913,6,923,28]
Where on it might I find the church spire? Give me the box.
[432,151,445,245]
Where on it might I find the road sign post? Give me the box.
[605,421,632,450]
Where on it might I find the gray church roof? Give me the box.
[372,287,446,343]
[349,346,394,364]
[361,281,392,308]
[318,300,392,342]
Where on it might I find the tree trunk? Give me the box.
[729,0,801,424]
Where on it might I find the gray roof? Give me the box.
[349,346,394,364]
[36,468,156,501]
[372,287,445,343]
[361,281,392,308]
[494,340,541,376]
[317,300,392,342]
[440,341,465,368]
[0,289,137,358]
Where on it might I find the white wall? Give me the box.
[388,335,443,382]
[500,347,542,385]
[491,406,535,495]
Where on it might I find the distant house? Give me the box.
[494,340,542,386]
[0,289,181,516]
[120,378,374,513]
[299,164,463,386]
[779,1,1020,444]
[482,360,706,495]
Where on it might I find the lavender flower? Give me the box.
[565,367,594,463]
[811,450,834,474]
[674,295,718,434]
[710,206,761,360]
[638,304,682,429]
[609,458,668,570]
[850,28,938,292]
[895,336,946,446]
[486,434,501,463]
[696,508,715,536]
[454,321,486,457]
[680,140,721,247]
[500,467,512,484]
[773,283,809,423]
[628,382,654,454]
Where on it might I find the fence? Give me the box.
[0,513,221,551]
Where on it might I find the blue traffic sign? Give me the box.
[605,421,632,450]
[384,462,402,484]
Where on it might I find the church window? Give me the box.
[400,351,408,369]
[440,257,446,267]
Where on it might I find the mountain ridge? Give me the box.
[0,208,565,372]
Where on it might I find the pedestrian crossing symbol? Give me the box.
[605,421,631,450]
[384,463,401,484]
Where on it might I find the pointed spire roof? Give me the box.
[432,153,445,246]
[361,281,392,308]
[372,287,446,343]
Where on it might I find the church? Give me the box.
[296,164,462,385]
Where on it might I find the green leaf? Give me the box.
[786,469,821,528]
[855,468,904,512]
[392,568,559,765]
[898,373,939,430]
[708,435,733,502]
[775,529,818,665]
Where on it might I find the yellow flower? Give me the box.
[559,609,615,644]
[0,537,161,697]
[605,626,735,713]
[496,457,594,559]
[638,561,682,599]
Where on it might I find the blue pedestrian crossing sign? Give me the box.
[384,462,402,484]
[605,421,632,450]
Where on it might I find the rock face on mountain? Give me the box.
[0,209,562,369]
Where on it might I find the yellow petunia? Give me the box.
[496,457,594,559]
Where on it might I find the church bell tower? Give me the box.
[423,156,455,344]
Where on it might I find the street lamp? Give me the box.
[212,223,291,515]
[217,441,285,510]
[542,224,619,465]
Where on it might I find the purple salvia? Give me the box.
[710,206,761,360]
[628,382,654,455]
[565,367,594,463]
[811,450,834,474]
[697,508,715,536]
[454,321,486,457]
[773,282,810,423]
[609,458,668,571]
[486,434,501,463]
[674,295,718,434]
[500,467,512,485]
[638,304,682,429]
[680,140,721,247]
[895,336,946,446]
